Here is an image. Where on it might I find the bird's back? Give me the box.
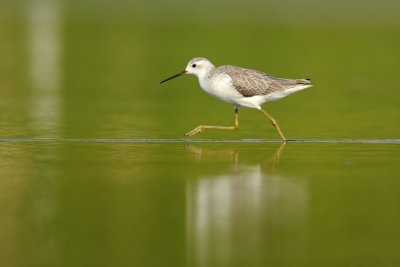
[214,65,311,97]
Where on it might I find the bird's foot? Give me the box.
[184,126,204,137]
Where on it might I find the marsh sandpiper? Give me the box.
[160,57,312,142]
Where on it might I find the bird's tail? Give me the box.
[297,78,311,85]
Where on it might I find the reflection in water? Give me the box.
[28,0,62,136]
[24,0,62,265]
[0,144,60,266]
[186,143,308,266]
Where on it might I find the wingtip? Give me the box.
[297,78,312,85]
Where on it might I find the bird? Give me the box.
[160,57,312,142]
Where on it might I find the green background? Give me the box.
[0,0,399,266]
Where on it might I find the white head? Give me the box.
[160,57,215,84]
[185,57,215,77]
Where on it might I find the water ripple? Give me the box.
[0,138,399,144]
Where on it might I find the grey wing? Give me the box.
[219,65,310,97]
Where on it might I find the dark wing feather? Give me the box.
[217,65,310,97]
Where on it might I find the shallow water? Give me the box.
[1,1,400,266]
[1,141,399,267]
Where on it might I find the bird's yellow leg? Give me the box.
[260,108,287,142]
[185,108,239,137]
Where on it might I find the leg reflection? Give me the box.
[185,143,307,267]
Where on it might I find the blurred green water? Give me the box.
[1,23,400,139]
[1,142,399,267]
[0,0,400,266]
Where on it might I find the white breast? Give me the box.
[199,73,243,105]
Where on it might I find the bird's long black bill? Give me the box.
[160,70,186,84]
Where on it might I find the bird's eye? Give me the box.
[192,64,197,68]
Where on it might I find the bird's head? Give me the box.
[160,57,215,83]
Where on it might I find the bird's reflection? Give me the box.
[185,142,285,170]
[185,143,308,267]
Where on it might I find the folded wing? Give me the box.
[218,65,311,97]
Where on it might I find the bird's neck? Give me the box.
[197,65,215,81]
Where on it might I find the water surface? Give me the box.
[1,141,399,267]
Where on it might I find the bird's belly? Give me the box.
[200,78,242,105]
